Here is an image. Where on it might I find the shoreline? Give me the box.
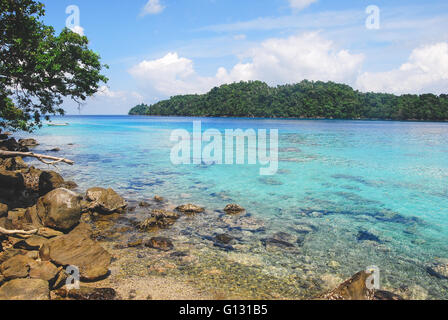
[0,132,427,300]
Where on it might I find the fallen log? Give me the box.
[0,150,74,166]
[0,226,38,236]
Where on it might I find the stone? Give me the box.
[145,237,174,251]
[0,248,29,264]
[14,235,48,250]
[154,195,164,202]
[138,209,180,230]
[29,260,59,283]
[38,170,65,195]
[0,254,34,280]
[321,271,403,300]
[175,204,205,214]
[224,204,246,214]
[426,262,448,280]
[0,138,29,152]
[139,201,151,208]
[86,187,127,214]
[36,188,82,231]
[39,223,112,281]
[215,233,234,245]
[36,227,64,238]
[18,138,39,147]
[54,287,116,300]
[0,157,28,171]
[127,239,143,247]
[0,169,25,191]
[261,238,295,250]
[0,203,7,217]
[21,166,43,192]
[0,278,49,300]
[47,148,60,152]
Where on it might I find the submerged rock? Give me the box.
[39,223,112,281]
[426,261,448,280]
[86,187,127,214]
[36,188,82,231]
[175,204,205,214]
[356,230,382,243]
[144,237,174,251]
[154,195,164,202]
[139,201,151,208]
[261,238,295,250]
[224,204,246,214]
[0,278,49,300]
[215,233,234,245]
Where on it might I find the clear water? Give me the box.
[21,115,448,299]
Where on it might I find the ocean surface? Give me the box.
[21,115,448,299]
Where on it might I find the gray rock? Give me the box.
[0,278,49,300]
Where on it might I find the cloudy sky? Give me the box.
[41,0,448,114]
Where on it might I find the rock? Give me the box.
[39,223,112,281]
[0,254,34,280]
[0,157,28,171]
[138,209,180,230]
[54,287,116,300]
[63,180,78,190]
[175,204,205,214]
[37,227,64,238]
[0,278,49,300]
[18,138,39,148]
[357,230,382,243]
[0,203,7,217]
[29,260,59,283]
[47,148,60,152]
[14,235,48,250]
[426,261,448,280]
[38,170,65,195]
[224,204,245,214]
[0,169,25,192]
[321,271,403,300]
[0,138,29,152]
[0,248,29,264]
[261,238,295,250]
[86,187,127,214]
[272,232,295,243]
[139,201,151,208]
[145,237,174,251]
[127,239,143,248]
[21,166,43,192]
[36,188,82,231]
[215,233,234,245]
[154,195,164,202]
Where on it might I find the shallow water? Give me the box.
[21,115,448,299]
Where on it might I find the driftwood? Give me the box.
[0,226,38,236]
[0,150,74,165]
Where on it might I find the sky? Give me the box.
[40,0,448,115]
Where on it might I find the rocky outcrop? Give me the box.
[0,157,27,171]
[0,169,25,193]
[224,204,245,214]
[39,223,112,281]
[0,278,49,300]
[175,204,204,214]
[38,171,65,195]
[321,271,403,300]
[0,138,29,152]
[85,187,127,214]
[36,188,82,231]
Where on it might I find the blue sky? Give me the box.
[40,0,448,114]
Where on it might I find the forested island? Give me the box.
[129,80,448,121]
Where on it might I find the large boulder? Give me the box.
[0,278,49,300]
[85,187,127,214]
[39,223,112,281]
[0,138,29,152]
[36,188,82,231]
[38,170,65,195]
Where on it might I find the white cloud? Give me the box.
[129,32,364,96]
[141,0,165,16]
[96,86,143,101]
[70,25,84,36]
[356,42,448,94]
[288,0,318,11]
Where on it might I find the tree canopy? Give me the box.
[129,80,448,122]
[0,0,108,131]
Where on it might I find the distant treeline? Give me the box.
[129,80,448,121]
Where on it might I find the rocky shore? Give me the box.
[0,131,407,300]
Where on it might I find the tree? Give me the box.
[0,0,108,131]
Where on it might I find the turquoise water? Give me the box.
[21,115,448,299]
